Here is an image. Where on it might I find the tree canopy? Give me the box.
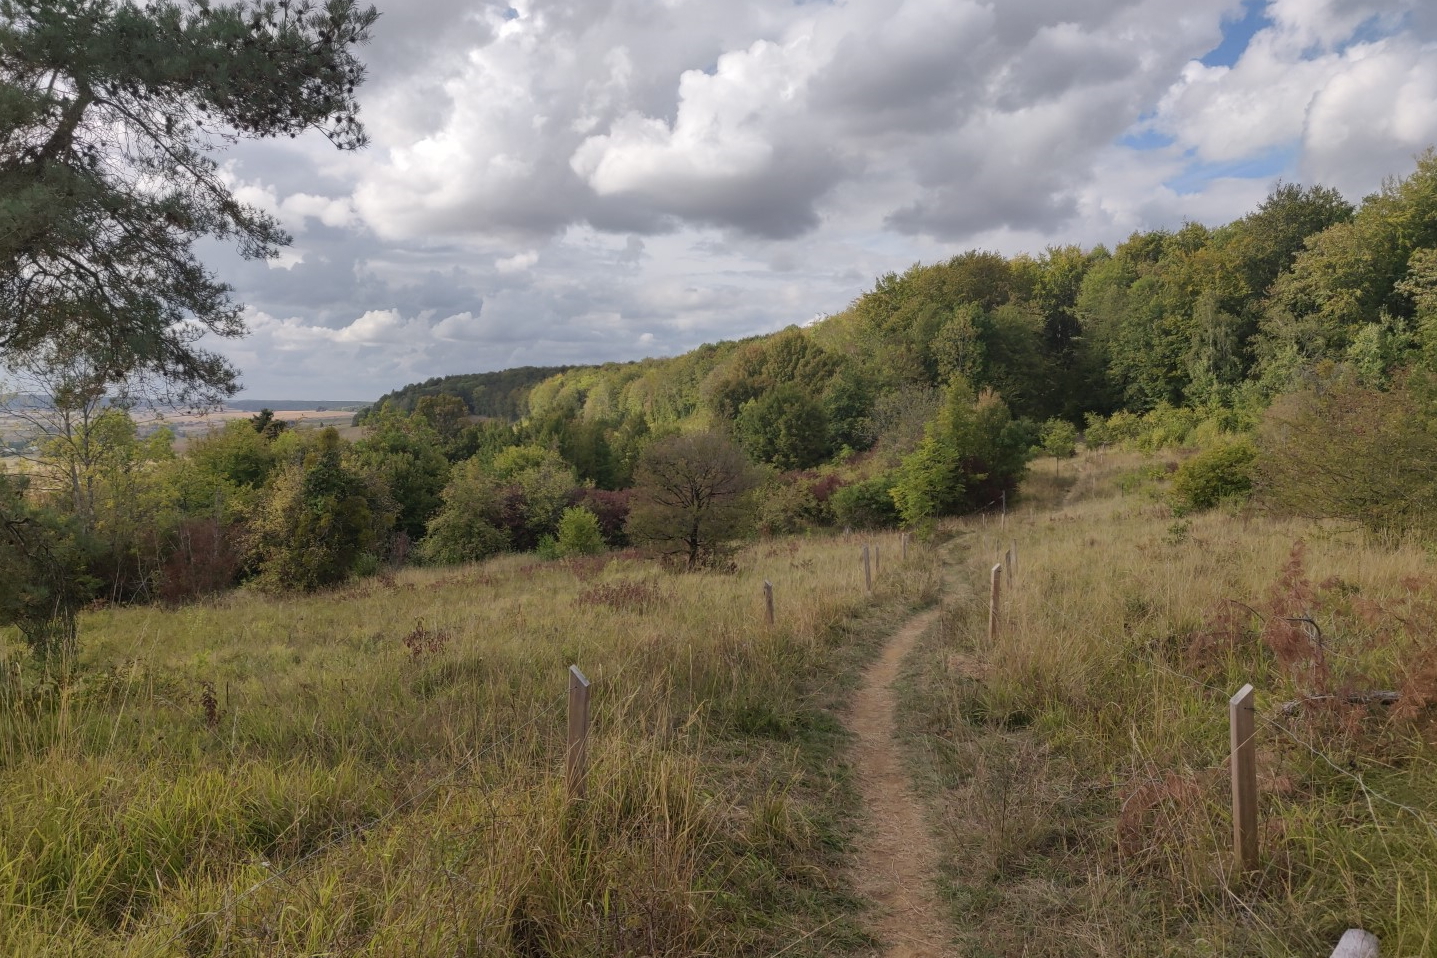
[0,0,378,403]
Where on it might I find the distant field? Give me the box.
[1,407,366,462]
[162,407,364,450]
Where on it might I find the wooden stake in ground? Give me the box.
[1330,930,1379,958]
[1003,547,1013,588]
[1010,540,1017,583]
[863,545,872,592]
[988,563,1002,643]
[1229,683,1258,875]
[567,665,591,802]
[763,580,775,626]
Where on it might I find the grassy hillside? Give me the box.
[1,533,939,957]
[900,451,1437,955]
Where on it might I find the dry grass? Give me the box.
[0,531,941,957]
[899,449,1437,956]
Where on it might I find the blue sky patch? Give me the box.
[1200,1,1273,68]
[1120,128,1177,151]
[1164,143,1299,195]
[1333,11,1409,54]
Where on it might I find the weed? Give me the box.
[199,679,222,729]
[575,579,668,613]
[401,619,451,660]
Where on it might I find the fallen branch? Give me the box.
[1277,691,1402,716]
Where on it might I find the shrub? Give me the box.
[573,488,631,547]
[419,458,512,565]
[830,475,900,529]
[1170,442,1257,513]
[248,429,394,592]
[554,507,605,557]
[755,477,822,537]
[1258,370,1437,536]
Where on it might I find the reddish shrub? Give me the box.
[574,488,632,547]
[576,579,667,613]
[158,519,245,605]
[402,620,451,660]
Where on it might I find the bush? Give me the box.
[830,475,900,529]
[248,429,394,592]
[419,458,512,565]
[755,476,823,536]
[554,507,605,557]
[573,488,631,547]
[1258,370,1437,536]
[1170,442,1256,513]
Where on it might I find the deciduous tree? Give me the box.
[625,432,760,568]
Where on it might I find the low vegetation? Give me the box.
[899,450,1437,955]
[0,532,940,956]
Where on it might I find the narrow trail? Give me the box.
[849,606,954,957]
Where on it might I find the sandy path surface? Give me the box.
[850,607,955,957]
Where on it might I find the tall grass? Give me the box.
[900,449,1437,956]
[0,533,941,956]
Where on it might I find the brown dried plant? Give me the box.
[401,620,451,660]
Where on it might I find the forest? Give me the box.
[6,149,1437,663]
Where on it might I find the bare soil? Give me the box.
[849,607,955,957]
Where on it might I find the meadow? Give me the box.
[0,534,940,957]
[899,450,1437,955]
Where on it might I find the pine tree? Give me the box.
[0,0,379,403]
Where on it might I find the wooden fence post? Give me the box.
[1003,547,1013,588]
[1330,929,1379,958]
[1010,540,1017,583]
[567,665,591,803]
[1229,683,1258,875]
[1000,491,1007,528]
[987,563,1002,643]
[862,545,872,592]
[763,580,774,626]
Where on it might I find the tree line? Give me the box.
[5,3,1437,669]
[10,148,1437,666]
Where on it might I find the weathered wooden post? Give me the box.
[1010,540,1017,583]
[567,665,591,802]
[1229,683,1258,875]
[1003,547,1013,588]
[862,545,872,592]
[1000,490,1007,529]
[763,580,775,626]
[987,563,1002,643]
[1330,930,1379,958]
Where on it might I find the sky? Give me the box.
[203,0,1437,400]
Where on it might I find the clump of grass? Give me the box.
[900,448,1437,955]
[576,579,669,613]
[0,530,936,956]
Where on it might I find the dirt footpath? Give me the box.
[849,607,955,957]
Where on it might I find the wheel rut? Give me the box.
[849,606,954,957]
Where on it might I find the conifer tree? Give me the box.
[0,0,379,403]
